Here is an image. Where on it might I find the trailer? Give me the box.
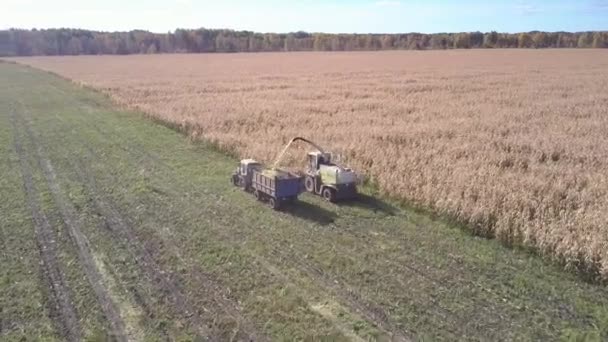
[232,159,303,210]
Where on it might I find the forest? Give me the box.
[1,28,607,56]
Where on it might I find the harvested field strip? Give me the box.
[0,107,69,341]
[5,108,79,340]
[69,155,262,341]
[12,104,129,341]
[17,82,249,338]
[3,109,108,340]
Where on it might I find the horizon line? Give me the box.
[3,26,607,35]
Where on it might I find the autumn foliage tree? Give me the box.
[1,28,606,56]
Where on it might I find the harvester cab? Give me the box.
[307,151,333,171]
[304,151,358,202]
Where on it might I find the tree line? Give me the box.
[1,28,607,56]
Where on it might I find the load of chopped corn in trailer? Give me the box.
[231,137,359,209]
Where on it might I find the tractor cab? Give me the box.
[307,151,333,171]
[238,159,261,176]
[232,159,261,190]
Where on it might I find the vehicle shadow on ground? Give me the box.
[282,201,337,225]
[337,193,399,216]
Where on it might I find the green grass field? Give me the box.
[1,61,607,341]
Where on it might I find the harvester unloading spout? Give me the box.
[272,136,325,169]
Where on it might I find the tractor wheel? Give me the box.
[322,188,336,203]
[268,197,281,210]
[254,190,262,201]
[232,175,239,186]
[305,176,315,193]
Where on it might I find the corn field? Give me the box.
[13,49,608,279]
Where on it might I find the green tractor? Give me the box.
[272,137,358,202]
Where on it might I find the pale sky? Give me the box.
[2,0,607,33]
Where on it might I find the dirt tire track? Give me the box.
[69,159,216,340]
[72,152,264,341]
[244,232,411,342]
[325,221,494,338]
[126,285,170,340]
[52,109,266,340]
[152,188,412,340]
[247,216,487,339]
[53,111,266,340]
[0,196,6,334]
[9,109,81,342]
[221,204,476,340]
[16,110,128,342]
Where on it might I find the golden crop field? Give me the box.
[13,49,608,279]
